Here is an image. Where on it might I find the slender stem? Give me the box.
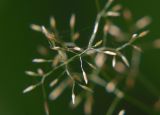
[116,42,130,51]
[103,32,108,47]
[124,94,157,115]
[70,26,75,42]
[100,70,157,115]
[41,48,89,84]
[106,97,121,115]
[95,0,101,12]
[138,74,160,97]
[42,84,50,115]
[65,65,74,81]
[88,0,114,48]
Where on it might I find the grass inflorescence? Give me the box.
[24,0,160,115]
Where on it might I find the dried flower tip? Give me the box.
[78,84,93,93]
[107,11,120,17]
[32,58,47,63]
[50,79,58,87]
[70,14,76,29]
[25,71,39,76]
[72,93,76,104]
[72,47,82,51]
[50,16,56,29]
[94,40,103,47]
[104,51,117,55]
[118,109,125,115]
[30,24,42,32]
[106,82,116,93]
[138,30,149,38]
[136,16,151,29]
[23,85,36,94]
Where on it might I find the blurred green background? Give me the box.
[0,0,160,115]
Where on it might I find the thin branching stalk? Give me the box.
[24,0,159,115]
[88,0,114,48]
[106,97,121,115]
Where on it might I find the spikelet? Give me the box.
[49,80,68,100]
[106,11,120,17]
[30,24,42,32]
[50,16,56,29]
[71,82,76,104]
[42,26,55,40]
[84,95,93,115]
[106,81,116,93]
[25,71,39,77]
[119,54,129,67]
[135,16,151,29]
[78,84,93,93]
[49,79,59,87]
[80,57,88,84]
[94,40,103,47]
[70,14,76,29]
[95,53,106,68]
[44,101,50,115]
[118,109,125,115]
[23,85,37,94]
[112,56,116,68]
[103,50,117,55]
[32,58,48,63]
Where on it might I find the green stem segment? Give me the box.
[106,97,121,115]
[95,0,101,12]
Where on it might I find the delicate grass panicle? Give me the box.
[24,0,159,115]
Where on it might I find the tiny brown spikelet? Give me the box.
[70,14,76,29]
[50,16,56,29]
